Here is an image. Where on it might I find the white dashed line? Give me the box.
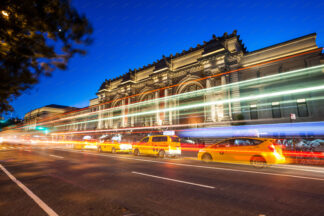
[0,164,58,216]
[49,154,64,159]
[44,148,324,182]
[132,171,215,189]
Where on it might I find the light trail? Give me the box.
[179,121,324,138]
[34,64,324,126]
[54,84,324,128]
[8,51,323,131]
[16,47,320,128]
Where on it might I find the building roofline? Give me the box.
[247,33,316,55]
[98,30,246,91]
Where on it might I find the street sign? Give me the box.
[163,131,175,136]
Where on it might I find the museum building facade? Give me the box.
[59,30,324,132]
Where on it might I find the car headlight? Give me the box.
[120,144,132,150]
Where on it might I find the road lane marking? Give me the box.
[49,154,64,159]
[45,148,324,181]
[273,164,324,174]
[0,164,58,216]
[132,171,215,189]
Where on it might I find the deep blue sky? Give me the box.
[6,0,324,118]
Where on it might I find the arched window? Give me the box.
[179,83,204,125]
[139,93,155,126]
[183,84,201,93]
[112,100,122,128]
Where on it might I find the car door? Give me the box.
[103,138,112,152]
[231,138,263,163]
[230,138,252,163]
[151,136,160,155]
[212,139,234,162]
[139,137,150,154]
[160,136,168,153]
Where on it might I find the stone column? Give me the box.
[230,71,241,118]
[205,78,216,122]
[130,98,135,127]
[221,75,231,120]
[121,99,126,127]
[155,91,161,125]
[98,105,103,129]
[169,97,173,125]
[164,88,169,125]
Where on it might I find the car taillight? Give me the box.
[268,144,276,152]
[272,140,284,149]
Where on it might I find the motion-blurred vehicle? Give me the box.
[97,138,132,153]
[295,139,324,152]
[73,136,98,150]
[198,138,285,167]
[180,138,205,152]
[133,135,181,158]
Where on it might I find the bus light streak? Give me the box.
[54,84,324,128]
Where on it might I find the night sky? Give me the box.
[6,0,324,119]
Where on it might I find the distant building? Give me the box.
[24,104,78,130]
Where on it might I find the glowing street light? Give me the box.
[1,10,9,17]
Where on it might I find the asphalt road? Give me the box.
[0,143,324,216]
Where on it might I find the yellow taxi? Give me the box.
[73,138,98,150]
[97,140,132,153]
[133,135,181,158]
[198,138,286,167]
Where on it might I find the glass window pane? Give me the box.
[272,104,281,118]
[160,136,168,142]
[250,107,258,120]
[297,101,308,117]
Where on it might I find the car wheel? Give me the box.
[250,156,267,168]
[202,153,212,162]
[98,146,102,152]
[134,149,140,156]
[111,147,116,154]
[158,150,165,158]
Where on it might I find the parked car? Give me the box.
[198,137,286,167]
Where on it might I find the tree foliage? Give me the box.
[0,117,22,130]
[0,0,92,113]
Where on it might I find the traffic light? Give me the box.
[35,126,50,134]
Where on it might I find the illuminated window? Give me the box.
[297,99,308,117]
[271,102,281,118]
[250,104,258,120]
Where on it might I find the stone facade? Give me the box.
[57,31,324,133]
